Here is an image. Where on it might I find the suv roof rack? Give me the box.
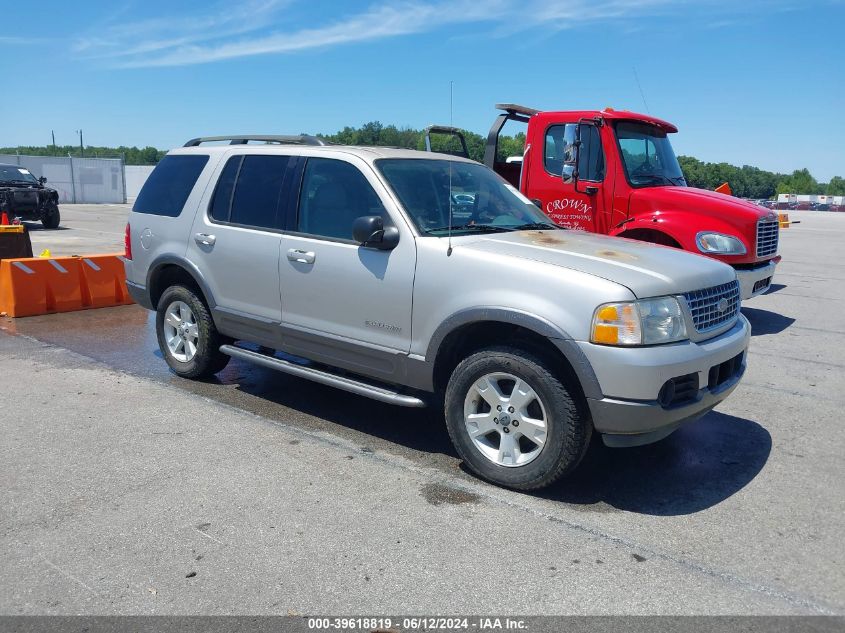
[183,135,332,147]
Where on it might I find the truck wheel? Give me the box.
[41,203,60,229]
[156,285,230,379]
[444,346,591,491]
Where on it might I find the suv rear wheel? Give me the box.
[156,285,230,378]
[444,346,591,491]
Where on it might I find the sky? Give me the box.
[1,0,843,181]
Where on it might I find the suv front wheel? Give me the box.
[444,346,591,491]
[156,285,230,379]
[41,203,60,229]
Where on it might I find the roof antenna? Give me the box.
[447,80,454,257]
[632,67,650,114]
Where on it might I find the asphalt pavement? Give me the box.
[1,209,843,615]
[24,204,128,257]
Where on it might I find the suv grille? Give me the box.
[756,217,779,258]
[683,280,740,332]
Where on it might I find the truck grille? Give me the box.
[683,280,740,332]
[756,218,779,258]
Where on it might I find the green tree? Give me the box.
[775,168,822,196]
[826,176,845,196]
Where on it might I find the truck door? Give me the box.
[533,123,607,233]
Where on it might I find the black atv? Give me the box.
[0,163,61,229]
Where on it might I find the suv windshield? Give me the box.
[615,121,686,188]
[376,159,554,235]
[0,165,39,185]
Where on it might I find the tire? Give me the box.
[155,285,230,379]
[41,203,60,229]
[444,345,591,491]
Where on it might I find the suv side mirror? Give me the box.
[561,163,576,184]
[353,215,399,250]
[39,176,47,185]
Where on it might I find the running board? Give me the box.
[219,344,426,408]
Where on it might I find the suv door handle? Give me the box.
[287,249,316,264]
[194,233,216,246]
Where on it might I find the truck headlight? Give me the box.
[591,297,687,346]
[696,232,746,255]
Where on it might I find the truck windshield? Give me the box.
[0,165,39,185]
[615,121,686,188]
[376,158,554,235]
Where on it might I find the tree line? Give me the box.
[0,144,166,165]
[4,122,843,198]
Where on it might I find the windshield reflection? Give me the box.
[377,159,553,235]
[616,121,686,188]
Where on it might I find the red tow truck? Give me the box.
[426,104,780,300]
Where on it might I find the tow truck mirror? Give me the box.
[353,215,400,250]
[562,123,581,185]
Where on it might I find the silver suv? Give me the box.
[124,135,750,490]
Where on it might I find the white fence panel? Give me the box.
[125,165,155,202]
[0,154,126,204]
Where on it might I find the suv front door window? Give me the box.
[296,158,388,241]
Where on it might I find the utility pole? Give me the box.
[51,130,56,150]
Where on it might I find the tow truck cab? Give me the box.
[428,105,780,300]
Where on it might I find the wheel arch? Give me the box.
[147,255,216,311]
[427,308,602,401]
[615,227,682,248]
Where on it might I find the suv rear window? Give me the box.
[209,155,290,230]
[133,155,209,217]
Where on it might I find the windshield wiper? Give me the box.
[511,221,560,231]
[633,174,675,186]
[425,223,516,234]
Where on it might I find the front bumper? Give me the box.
[577,315,750,447]
[735,259,778,300]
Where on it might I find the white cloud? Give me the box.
[74,0,293,59]
[116,0,509,67]
[73,0,791,69]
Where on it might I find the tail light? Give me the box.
[124,223,132,260]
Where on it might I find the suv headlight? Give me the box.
[591,297,687,346]
[696,232,746,255]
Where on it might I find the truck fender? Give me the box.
[613,209,753,254]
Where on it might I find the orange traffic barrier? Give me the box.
[78,254,133,308]
[0,253,133,318]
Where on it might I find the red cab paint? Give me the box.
[440,105,780,300]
